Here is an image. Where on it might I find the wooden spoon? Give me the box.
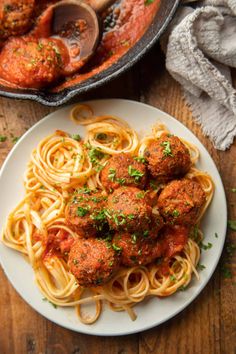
[35,0,116,74]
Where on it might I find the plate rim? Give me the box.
[0,99,227,336]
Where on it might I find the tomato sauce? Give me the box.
[0,0,160,91]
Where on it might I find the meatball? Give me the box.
[0,0,35,40]
[160,225,189,258]
[68,238,120,287]
[157,179,206,225]
[0,37,68,88]
[113,232,162,266]
[101,153,147,192]
[145,133,191,182]
[107,186,152,233]
[65,189,108,238]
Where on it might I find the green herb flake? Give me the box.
[170,275,176,281]
[95,133,107,141]
[215,233,218,238]
[76,206,89,217]
[136,192,145,199]
[197,264,206,271]
[73,259,79,265]
[71,134,81,141]
[200,242,213,250]
[112,244,122,252]
[160,141,173,157]
[172,209,180,217]
[108,168,116,182]
[221,265,232,279]
[128,165,144,182]
[143,230,149,237]
[12,136,20,144]
[228,220,236,231]
[0,135,7,142]
[131,234,137,244]
[231,188,236,192]
[144,0,154,5]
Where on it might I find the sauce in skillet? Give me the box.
[0,0,160,91]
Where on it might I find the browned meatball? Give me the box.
[0,0,35,40]
[101,153,147,193]
[145,133,191,182]
[65,189,108,238]
[0,37,68,88]
[157,179,206,225]
[113,232,162,266]
[68,238,120,287]
[107,186,163,234]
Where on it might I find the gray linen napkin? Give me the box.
[163,0,236,150]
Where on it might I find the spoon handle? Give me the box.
[86,0,116,13]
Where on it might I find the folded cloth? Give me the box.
[163,0,236,150]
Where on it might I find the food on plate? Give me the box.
[157,179,206,225]
[101,153,147,192]
[144,133,192,182]
[1,104,214,324]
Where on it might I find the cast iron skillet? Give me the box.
[0,0,180,106]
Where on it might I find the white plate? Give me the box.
[0,99,227,336]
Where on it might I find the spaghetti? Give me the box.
[1,104,214,324]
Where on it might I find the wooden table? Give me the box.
[0,44,235,354]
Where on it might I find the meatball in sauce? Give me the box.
[157,179,206,226]
[68,238,120,287]
[101,153,147,192]
[145,133,191,182]
[65,189,108,238]
[0,37,69,88]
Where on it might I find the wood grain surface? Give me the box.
[0,45,235,354]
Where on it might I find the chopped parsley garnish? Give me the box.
[128,165,144,182]
[42,298,57,308]
[170,275,176,281]
[131,234,137,244]
[197,264,206,271]
[87,145,105,165]
[172,209,180,217]
[116,177,126,185]
[108,168,116,182]
[113,213,126,226]
[160,141,173,157]
[112,244,122,252]
[138,249,142,256]
[215,233,218,238]
[200,241,213,250]
[143,230,149,237]
[128,214,135,220]
[95,133,107,141]
[144,0,154,5]
[73,259,79,265]
[228,220,236,231]
[136,191,145,199]
[134,156,147,163]
[76,206,90,217]
[90,208,111,222]
[150,180,160,191]
[71,134,81,141]
[0,135,7,142]
[225,242,236,256]
[221,265,232,279]
[12,136,20,144]
[179,285,187,291]
[231,188,236,192]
